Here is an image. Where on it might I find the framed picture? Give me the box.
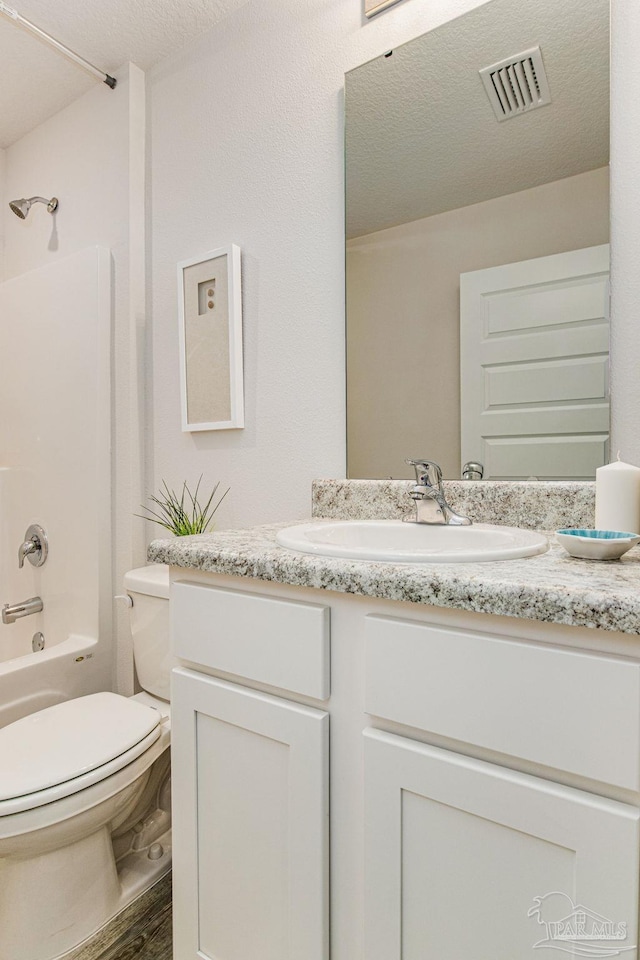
[177,244,244,432]
[365,0,405,17]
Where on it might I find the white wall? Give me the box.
[1,63,145,695]
[147,0,493,530]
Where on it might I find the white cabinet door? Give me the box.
[172,667,329,960]
[364,729,639,960]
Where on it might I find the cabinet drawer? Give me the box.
[365,615,640,791]
[172,580,330,699]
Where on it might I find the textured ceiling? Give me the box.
[0,0,250,148]
[346,0,609,238]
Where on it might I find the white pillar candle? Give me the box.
[595,457,640,533]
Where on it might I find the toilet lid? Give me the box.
[0,692,161,801]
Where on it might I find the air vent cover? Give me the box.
[479,46,551,122]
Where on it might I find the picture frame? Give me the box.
[365,0,405,18]
[177,244,244,432]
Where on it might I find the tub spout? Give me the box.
[2,597,43,624]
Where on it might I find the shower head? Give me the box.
[9,196,58,219]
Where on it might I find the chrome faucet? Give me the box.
[18,524,48,569]
[405,459,471,525]
[2,597,43,624]
[18,539,38,568]
[462,461,484,481]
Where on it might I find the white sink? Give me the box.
[276,520,548,563]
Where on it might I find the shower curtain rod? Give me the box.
[0,1,117,89]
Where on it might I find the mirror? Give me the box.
[345,0,610,480]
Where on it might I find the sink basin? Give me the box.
[276,520,548,563]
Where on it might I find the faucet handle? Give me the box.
[18,524,48,569]
[406,459,443,488]
[462,461,484,481]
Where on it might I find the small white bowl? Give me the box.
[556,529,640,561]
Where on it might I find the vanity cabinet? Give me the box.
[170,571,640,960]
[171,580,330,960]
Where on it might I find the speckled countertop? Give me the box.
[147,479,640,635]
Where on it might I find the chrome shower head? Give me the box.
[9,199,29,219]
[9,196,58,219]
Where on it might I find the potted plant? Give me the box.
[138,476,229,536]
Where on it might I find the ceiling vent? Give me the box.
[479,46,551,122]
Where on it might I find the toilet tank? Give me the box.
[123,565,171,701]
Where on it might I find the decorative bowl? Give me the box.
[556,529,640,561]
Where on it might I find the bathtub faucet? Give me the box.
[18,524,48,569]
[2,597,43,624]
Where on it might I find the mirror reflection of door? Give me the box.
[345,0,610,480]
[460,245,610,480]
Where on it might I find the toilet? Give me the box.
[0,564,172,960]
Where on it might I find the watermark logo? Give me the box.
[528,892,635,957]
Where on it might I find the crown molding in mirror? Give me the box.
[365,0,405,18]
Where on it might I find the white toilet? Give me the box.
[0,564,172,960]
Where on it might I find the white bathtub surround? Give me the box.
[0,248,111,690]
[1,62,147,697]
[595,458,640,534]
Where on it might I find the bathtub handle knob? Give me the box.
[18,524,48,569]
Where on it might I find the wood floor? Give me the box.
[67,872,172,960]
[94,902,172,960]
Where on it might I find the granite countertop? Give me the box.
[148,519,640,636]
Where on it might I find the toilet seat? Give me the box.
[0,693,162,817]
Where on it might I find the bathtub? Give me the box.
[0,634,104,729]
